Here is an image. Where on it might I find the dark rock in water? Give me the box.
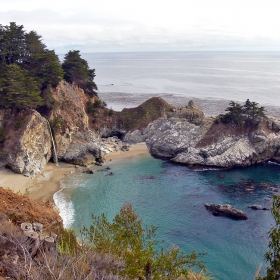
[106,172,114,176]
[95,162,103,166]
[82,167,94,174]
[248,205,269,211]
[97,167,111,172]
[140,175,156,180]
[204,203,248,220]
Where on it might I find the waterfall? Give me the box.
[47,121,59,166]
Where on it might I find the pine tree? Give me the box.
[0,64,43,110]
[0,22,64,110]
[62,50,98,97]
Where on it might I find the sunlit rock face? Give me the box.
[0,109,52,176]
[48,82,104,166]
[144,111,280,168]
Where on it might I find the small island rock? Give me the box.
[204,203,248,220]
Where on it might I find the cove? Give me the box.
[55,154,280,280]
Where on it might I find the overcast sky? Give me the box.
[2,0,280,53]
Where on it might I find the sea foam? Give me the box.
[53,182,75,228]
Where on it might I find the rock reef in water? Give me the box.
[204,203,248,220]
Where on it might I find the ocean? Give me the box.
[55,52,280,279]
[82,51,280,115]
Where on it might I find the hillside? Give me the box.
[0,187,62,233]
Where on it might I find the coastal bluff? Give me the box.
[0,82,108,176]
[124,101,280,168]
[1,81,280,176]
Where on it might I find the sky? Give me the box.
[2,0,280,53]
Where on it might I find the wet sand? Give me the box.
[0,143,149,203]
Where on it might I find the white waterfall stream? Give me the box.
[47,121,59,166]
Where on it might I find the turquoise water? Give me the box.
[55,154,280,280]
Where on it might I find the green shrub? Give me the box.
[0,126,5,142]
[82,203,206,279]
[259,195,280,279]
[220,99,266,127]
[14,117,26,130]
[50,116,64,130]
[108,108,114,116]
[57,228,81,256]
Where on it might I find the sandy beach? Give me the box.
[0,142,149,203]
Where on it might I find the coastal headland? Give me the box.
[1,79,280,200]
[0,77,280,205]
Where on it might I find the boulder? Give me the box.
[204,203,248,220]
[0,109,52,177]
[144,117,213,158]
[167,100,205,125]
[248,205,269,211]
[82,167,94,174]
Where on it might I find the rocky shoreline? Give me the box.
[0,81,280,178]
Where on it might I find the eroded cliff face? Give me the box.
[144,117,213,158]
[143,114,280,168]
[0,109,52,176]
[48,82,104,165]
[0,82,106,176]
[1,90,279,175]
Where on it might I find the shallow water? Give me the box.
[54,154,280,280]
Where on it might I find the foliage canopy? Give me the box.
[82,203,206,279]
[62,50,98,97]
[259,195,280,280]
[220,99,266,127]
[0,22,64,110]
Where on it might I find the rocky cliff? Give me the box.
[0,82,107,176]
[0,109,52,176]
[1,88,280,176]
[121,100,280,168]
[48,82,106,165]
[142,109,280,168]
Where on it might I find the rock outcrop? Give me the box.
[144,117,213,158]
[171,124,280,168]
[137,100,280,168]
[0,82,107,176]
[49,82,104,166]
[167,100,205,125]
[204,203,248,220]
[0,109,52,176]
[1,89,280,175]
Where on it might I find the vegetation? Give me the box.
[82,203,206,280]
[50,116,65,131]
[259,195,280,280]
[116,97,174,131]
[219,99,266,127]
[0,126,5,142]
[0,22,63,110]
[0,202,208,280]
[0,23,99,112]
[62,50,98,97]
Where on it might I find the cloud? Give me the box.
[1,0,280,52]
